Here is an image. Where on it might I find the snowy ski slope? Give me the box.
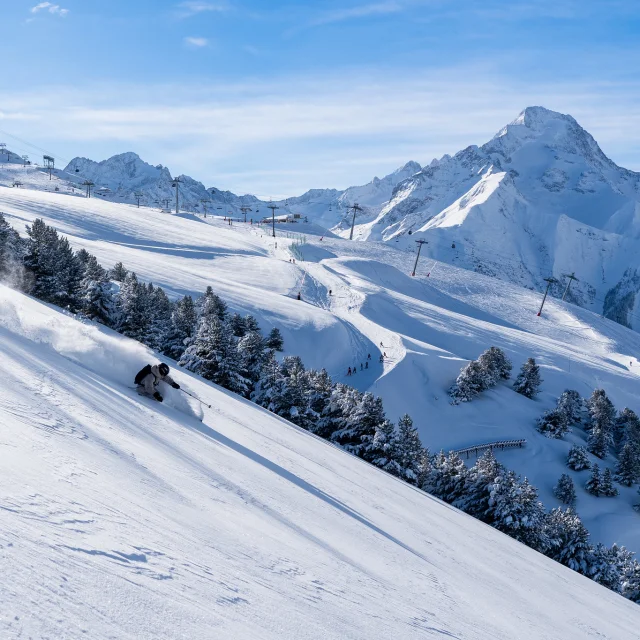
[1,285,639,639]
[1,176,640,556]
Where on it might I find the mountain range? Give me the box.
[56,106,640,329]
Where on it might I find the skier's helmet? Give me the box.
[158,363,170,376]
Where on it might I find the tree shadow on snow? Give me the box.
[185,417,433,566]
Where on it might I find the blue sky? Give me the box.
[2,0,640,196]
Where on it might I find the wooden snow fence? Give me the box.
[453,439,527,460]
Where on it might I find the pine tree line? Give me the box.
[426,449,640,601]
[449,348,543,403]
[3,215,640,604]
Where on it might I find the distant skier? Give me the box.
[360,363,363,371]
[353,364,357,374]
[329,289,332,296]
[347,367,352,376]
[297,292,301,300]
[135,362,180,403]
[365,361,368,369]
[367,353,371,360]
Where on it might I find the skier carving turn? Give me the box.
[135,362,180,402]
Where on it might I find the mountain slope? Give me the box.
[1,283,639,639]
[360,107,640,323]
[2,182,640,555]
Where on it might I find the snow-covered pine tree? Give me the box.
[395,414,426,485]
[210,318,247,395]
[76,248,91,266]
[179,313,247,395]
[0,212,25,286]
[229,313,247,337]
[115,272,150,341]
[601,467,619,497]
[367,419,403,477]
[320,383,358,441]
[588,544,632,592]
[586,390,615,459]
[24,218,60,302]
[621,557,640,604]
[537,408,569,439]
[51,236,84,311]
[244,314,261,333]
[164,295,197,359]
[273,356,309,427]
[586,389,616,431]
[252,349,284,410]
[423,451,468,504]
[196,286,227,320]
[456,449,503,520]
[553,473,576,506]
[488,472,549,551]
[614,442,640,487]
[477,346,512,385]
[449,359,486,403]
[145,286,173,352]
[79,254,114,325]
[588,424,613,459]
[615,408,640,453]
[237,330,268,393]
[544,507,592,575]
[513,358,542,399]
[331,391,382,458]
[566,444,591,471]
[109,261,128,282]
[556,390,583,424]
[265,327,284,351]
[415,449,432,489]
[304,368,334,437]
[585,464,603,496]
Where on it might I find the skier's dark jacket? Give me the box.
[137,364,177,397]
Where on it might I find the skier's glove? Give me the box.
[171,382,180,389]
[154,392,163,402]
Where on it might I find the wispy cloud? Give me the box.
[30,2,69,16]
[3,69,640,195]
[310,2,404,26]
[176,1,229,19]
[184,36,210,48]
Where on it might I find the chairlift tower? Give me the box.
[21,155,29,167]
[267,201,280,238]
[562,272,579,301]
[43,155,55,180]
[171,176,182,214]
[411,239,428,276]
[200,199,211,217]
[0,143,6,161]
[240,206,252,222]
[134,192,144,208]
[82,180,95,198]
[537,277,558,317]
[348,203,363,240]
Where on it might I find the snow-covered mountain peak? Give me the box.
[485,106,614,173]
[505,105,576,131]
